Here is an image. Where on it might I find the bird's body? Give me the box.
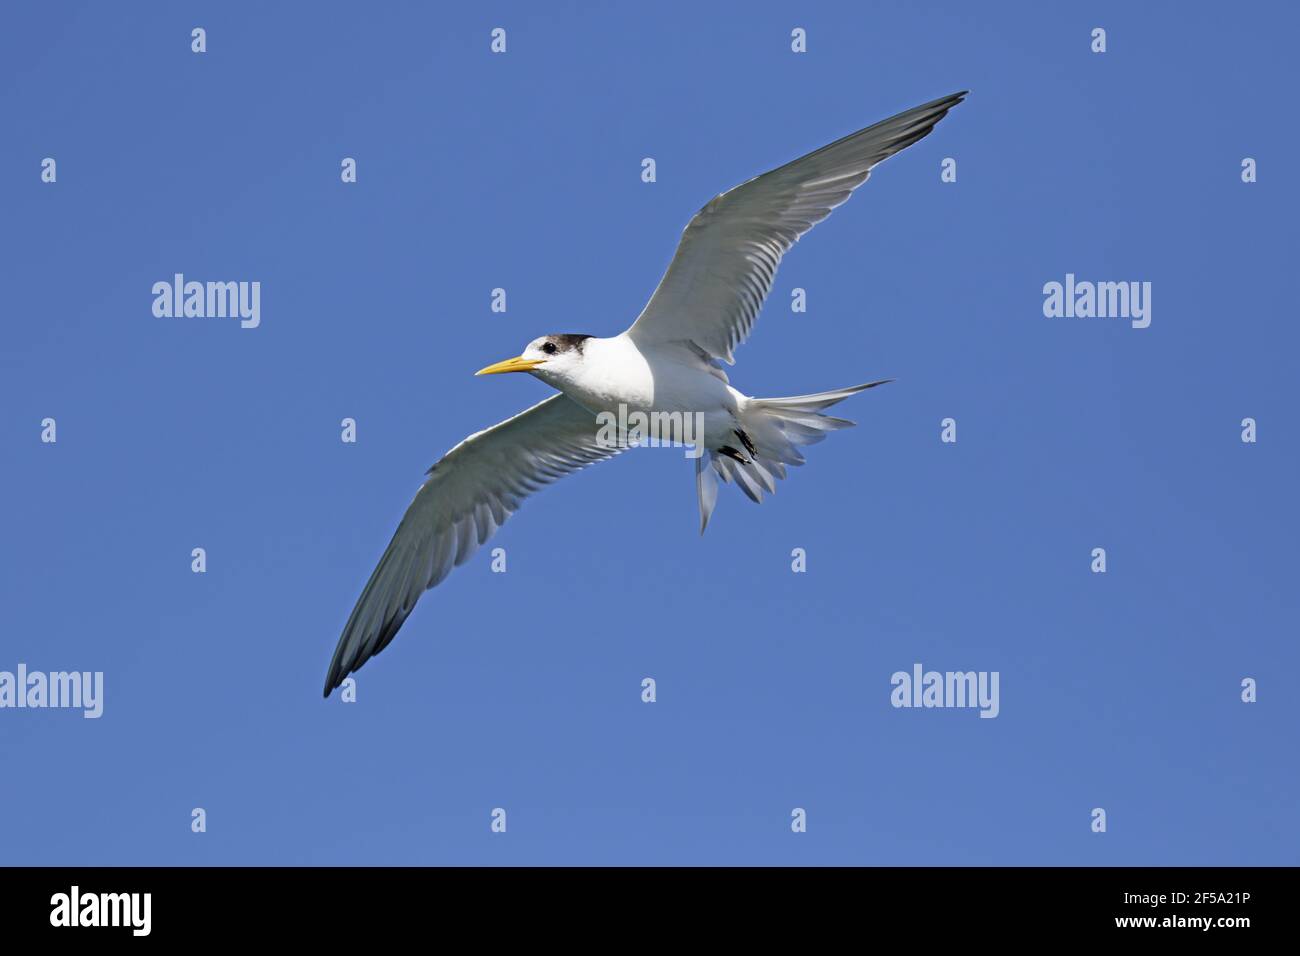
[534,334,739,441]
[323,91,968,696]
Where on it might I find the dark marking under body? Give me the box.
[734,428,757,458]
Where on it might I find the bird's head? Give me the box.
[475,334,593,385]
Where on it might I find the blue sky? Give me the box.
[1,1,1296,865]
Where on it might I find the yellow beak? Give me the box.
[475,355,545,376]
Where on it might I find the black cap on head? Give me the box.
[541,334,594,355]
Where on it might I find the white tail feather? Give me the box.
[696,379,892,533]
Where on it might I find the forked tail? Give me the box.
[696,379,892,533]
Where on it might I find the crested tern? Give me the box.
[324,91,967,696]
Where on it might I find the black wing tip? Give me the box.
[321,608,410,698]
[322,642,366,698]
[919,91,968,122]
[917,91,969,123]
[322,635,360,698]
[323,658,360,698]
[906,91,967,116]
[322,665,343,698]
[868,91,967,158]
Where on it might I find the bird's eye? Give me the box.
[541,342,558,355]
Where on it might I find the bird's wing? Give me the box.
[323,393,620,696]
[626,91,966,364]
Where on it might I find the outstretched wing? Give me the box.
[324,393,619,696]
[626,91,966,364]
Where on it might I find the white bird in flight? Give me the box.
[324,91,966,696]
